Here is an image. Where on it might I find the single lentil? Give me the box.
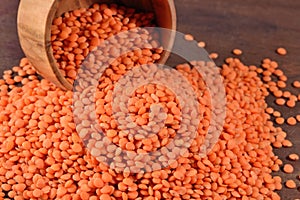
[232,48,242,55]
[288,154,299,161]
[285,180,297,189]
[277,47,287,56]
[283,164,294,174]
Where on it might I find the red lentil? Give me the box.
[209,52,218,59]
[283,91,291,98]
[282,140,293,147]
[276,47,287,56]
[197,41,206,48]
[273,111,282,118]
[275,98,286,106]
[285,180,297,189]
[288,154,299,161]
[283,164,294,174]
[265,107,274,114]
[287,117,297,126]
[273,90,283,98]
[184,34,194,41]
[232,48,242,55]
[275,117,285,125]
[296,115,300,122]
[286,99,296,108]
[292,80,300,88]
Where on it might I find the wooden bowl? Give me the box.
[17,0,177,90]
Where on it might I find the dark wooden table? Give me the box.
[1,0,299,199]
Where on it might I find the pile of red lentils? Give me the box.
[0,3,299,200]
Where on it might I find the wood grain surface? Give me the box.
[0,0,299,199]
